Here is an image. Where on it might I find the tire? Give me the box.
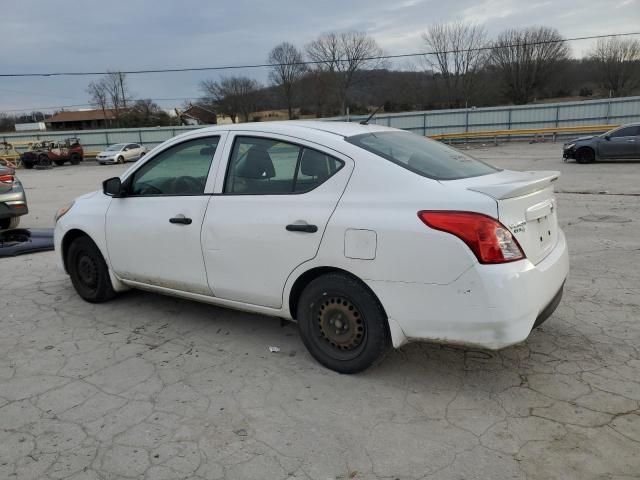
[297,273,390,374]
[70,153,81,165]
[117,156,124,164]
[38,155,51,167]
[54,160,65,166]
[575,147,595,164]
[23,162,34,169]
[0,216,20,230]
[67,236,116,303]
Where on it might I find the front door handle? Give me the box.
[286,223,318,233]
[169,215,192,225]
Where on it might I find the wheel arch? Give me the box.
[288,266,387,320]
[61,228,92,272]
[287,265,408,349]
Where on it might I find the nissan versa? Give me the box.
[54,122,569,373]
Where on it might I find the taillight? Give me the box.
[0,174,14,184]
[418,211,525,264]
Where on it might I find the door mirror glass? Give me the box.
[604,135,611,141]
[103,177,122,197]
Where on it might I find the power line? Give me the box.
[1,31,638,78]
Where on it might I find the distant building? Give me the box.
[14,122,47,132]
[45,109,118,130]
[176,104,218,126]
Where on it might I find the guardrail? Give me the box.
[429,124,617,144]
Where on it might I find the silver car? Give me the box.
[96,143,147,164]
[563,123,640,163]
[0,165,28,230]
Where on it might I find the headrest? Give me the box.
[300,150,329,177]
[200,146,216,156]
[236,147,275,179]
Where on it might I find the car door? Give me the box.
[598,126,639,159]
[105,133,226,295]
[201,133,353,308]
[129,143,143,160]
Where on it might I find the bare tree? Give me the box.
[490,27,569,104]
[86,79,110,127]
[103,71,131,124]
[268,42,306,119]
[590,37,640,96]
[307,32,384,114]
[421,22,488,108]
[200,76,261,123]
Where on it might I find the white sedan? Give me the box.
[54,122,569,373]
[96,143,147,164]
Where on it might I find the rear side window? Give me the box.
[224,136,343,194]
[346,131,498,180]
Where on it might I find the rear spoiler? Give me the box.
[467,170,560,200]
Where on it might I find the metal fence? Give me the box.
[2,96,639,152]
[331,95,640,137]
[1,125,204,153]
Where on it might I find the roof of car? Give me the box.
[196,120,395,138]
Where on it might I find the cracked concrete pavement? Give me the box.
[1,142,639,479]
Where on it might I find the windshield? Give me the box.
[346,131,498,180]
[106,144,125,151]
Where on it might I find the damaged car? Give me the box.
[54,122,569,373]
[563,123,640,163]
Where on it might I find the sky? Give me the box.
[1,0,639,115]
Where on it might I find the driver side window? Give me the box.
[130,136,219,196]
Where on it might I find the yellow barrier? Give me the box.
[429,124,618,141]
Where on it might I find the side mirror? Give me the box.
[604,135,611,141]
[103,177,124,197]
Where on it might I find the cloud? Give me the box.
[0,0,638,112]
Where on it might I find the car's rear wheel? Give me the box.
[67,236,116,303]
[70,153,81,165]
[23,162,34,169]
[297,273,390,373]
[575,147,595,164]
[0,216,20,230]
[38,154,51,167]
[54,160,65,166]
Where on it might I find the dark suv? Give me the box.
[0,165,28,230]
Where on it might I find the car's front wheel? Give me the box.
[575,147,595,164]
[297,273,390,373]
[67,236,116,303]
[117,155,124,164]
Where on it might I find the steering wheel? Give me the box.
[172,176,202,194]
[134,182,162,195]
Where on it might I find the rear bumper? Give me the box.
[368,229,569,349]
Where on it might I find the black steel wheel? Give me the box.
[67,236,116,303]
[297,273,390,373]
[575,147,595,164]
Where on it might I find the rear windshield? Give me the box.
[346,131,498,180]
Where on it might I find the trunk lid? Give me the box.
[443,170,560,265]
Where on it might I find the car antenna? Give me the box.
[360,105,383,125]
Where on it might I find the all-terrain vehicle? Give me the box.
[21,138,84,169]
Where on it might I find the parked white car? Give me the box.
[96,143,147,164]
[54,122,569,373]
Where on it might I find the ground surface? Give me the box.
[1,143,639,479]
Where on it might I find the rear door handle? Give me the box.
[286,223,318,233]
[169,215,192,225]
